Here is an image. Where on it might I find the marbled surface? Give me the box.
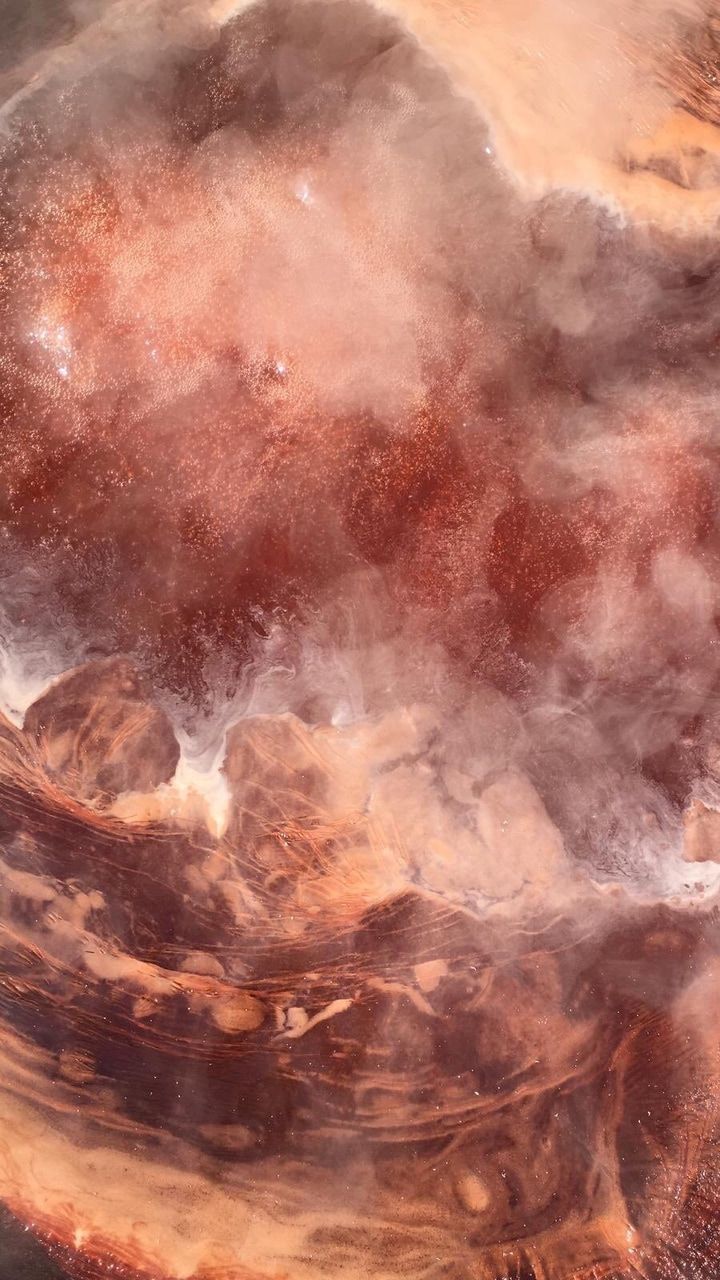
[1,3,720,1279]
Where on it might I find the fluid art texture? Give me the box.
[0,3,720,1279]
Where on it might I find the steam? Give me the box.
[0,0,718,911]
[0,0,718,940]
[0,0,719,1277]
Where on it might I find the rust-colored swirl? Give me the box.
[0,3,720,1279]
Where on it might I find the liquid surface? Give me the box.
[0,3,720,1279]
